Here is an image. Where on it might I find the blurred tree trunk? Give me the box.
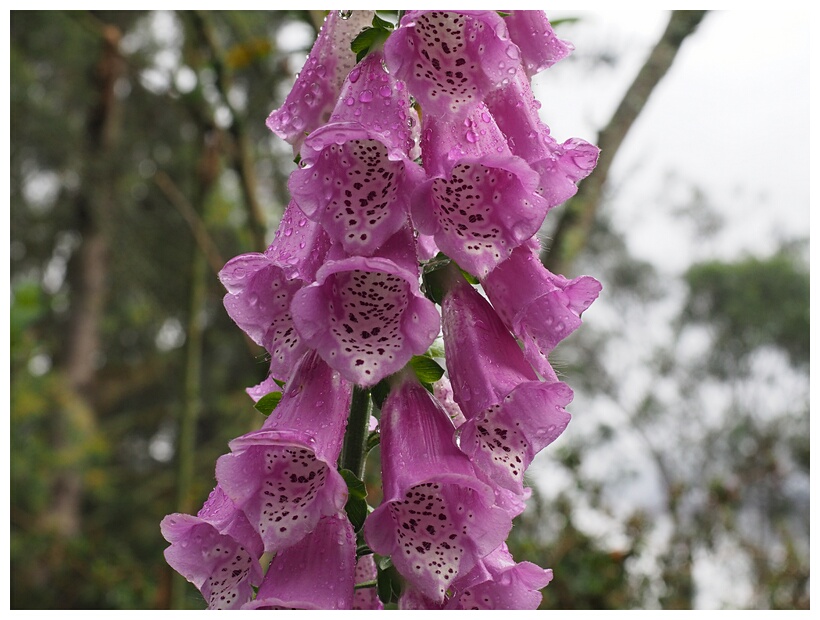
[47,23,125,540]
[543,10,708,274]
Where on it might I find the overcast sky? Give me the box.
[534,9,810,274]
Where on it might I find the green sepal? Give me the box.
[376,558,403,604]
[340,468,369,532]
[371,13,395,31]
[350,21,391,63]
[254,391,282,416]
[409,355,445,384]
[365,429,381,453]
[370,378,391,411]
[421,252,452,305]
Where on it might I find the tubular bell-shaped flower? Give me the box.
[440,265,572,494]
[353,554,384,610]
[383,10,523,116]
[364,369,512,602]
[446,543,553,610]
[243,514,357,610]
[413,103,549,278]
[482,237,601,381]
[160,486,264,610]
[215,350,351,553]
[267,10,374,152]
[503,10,573,77]
[291,225,440,386]
[219,200,330,385]
[485,67,599,208]
[289,51,425,256]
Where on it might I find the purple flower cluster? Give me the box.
[162,10,600,610]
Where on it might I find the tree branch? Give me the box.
[543,10,708,274]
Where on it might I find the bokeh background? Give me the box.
[8,9,810,609]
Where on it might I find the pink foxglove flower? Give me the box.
[482,237,601,380]
[242,514,356,610]
[413,103,549,277]
[219,200,330,384]
[503,10,573,77]
[485,68,599,208]
[289,52,425,256]
[384,10,523,116]
[291,225,440,386]
[446,543,553,610]
[215,351,351,553]
[364,370,511,602]
[441,267,572,495]
[160,486,264,610]
[267,10,374,152]
[353,554,383,610]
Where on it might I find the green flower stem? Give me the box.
[341,385,372,479]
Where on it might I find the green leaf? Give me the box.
[497,11,511,17]
[253,391,282,416]
[410,355,444,384]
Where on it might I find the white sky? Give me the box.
[535,10,810,274]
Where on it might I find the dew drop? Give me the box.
[359,89,374,103]
[379,85,392,98]
[349,68,361,83]
[465,130,478,143]
[345,96,355,106]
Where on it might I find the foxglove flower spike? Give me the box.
[216,351,351,553]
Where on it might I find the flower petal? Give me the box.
[161,486,263,610]
[504,11,572,77]
[291,228,440,386]
[485,69,599,207]
[327,51,419,159]
[243,514,356,609]
[353,554,383,610]
[384,11,523,116]
[215,352,352,552]
[264,199,332,283]
[458,381,573,493]
[441,268,538,419]
[220,254,307,382]
[482,237,601,379]
[290,135,424,255]
[448,544,553,609]
[267,11,373,152]
[364,372,511,602]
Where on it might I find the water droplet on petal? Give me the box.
[349,68,361,83]
[359,89,373,103]
[345,96,355,106]
[379,85,392,98]
[465,130,478,143]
